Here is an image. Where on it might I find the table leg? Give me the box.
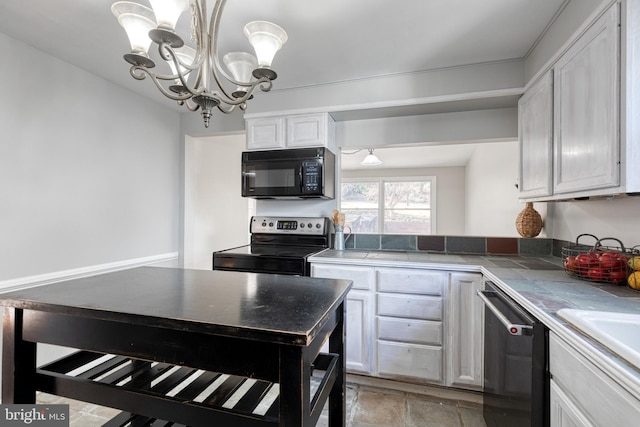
[279,345,311,426]
[328,301,346,427]
[2,307,37,403]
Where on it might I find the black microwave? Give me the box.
[241,147,335,199]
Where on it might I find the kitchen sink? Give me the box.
[557,309,640,370]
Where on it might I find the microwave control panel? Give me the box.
[301,160,322,194]
[250,216,328,235]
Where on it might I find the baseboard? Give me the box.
[346,374,483,405]
[0,252,180,293]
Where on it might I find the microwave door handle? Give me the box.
[299,168,304,192]
[476,290,533,336]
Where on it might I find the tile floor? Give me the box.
[38,383,486,427]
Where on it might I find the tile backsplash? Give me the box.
[343,234,556,256]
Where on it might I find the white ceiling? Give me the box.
[0,0,567,106]
[0,0,566,168]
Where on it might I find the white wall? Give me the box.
[342,167,465,235]
[183,133,250,269]
[0,31,181,282]
[465,141,540,237]
[548,197,640,247]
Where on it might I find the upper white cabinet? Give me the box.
[246,117,285,150]
[519,3,640,200]
[246,112,336,152]
[553,4,620,194]
[519,70,554,198]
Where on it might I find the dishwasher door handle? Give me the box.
[477,290,533,336]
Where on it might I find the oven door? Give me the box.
[212,245,312,276]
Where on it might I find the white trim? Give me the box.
[243,88,524,120]
[0,252,179,294]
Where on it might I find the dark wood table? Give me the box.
[1,267,351,426]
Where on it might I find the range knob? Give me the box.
[315,223,321,229]
[308,223,313,229]
[269,222,274,227]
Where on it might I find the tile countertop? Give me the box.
[308,249,640,397]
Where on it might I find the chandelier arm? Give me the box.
[216,103,236,114]
[154,43,206,98]
[183,98,202,112]
[130,65,196,101]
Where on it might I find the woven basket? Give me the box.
[515,202,543,238]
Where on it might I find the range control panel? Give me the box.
[250,216,329,235]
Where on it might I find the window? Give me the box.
[340,177,435,235]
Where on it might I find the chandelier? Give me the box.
[111,0,288,128]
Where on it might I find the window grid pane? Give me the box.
[341,178,433,235]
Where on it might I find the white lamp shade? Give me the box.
[111,2,156,55]
[167,45,196,76]
[243,21,288,68]
[148,0,189,31]
[361,150,382,166]
[223,52,258,83]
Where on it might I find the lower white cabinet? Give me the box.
[310,261,484,390]
[446,272,484,389]
[549,332,640,427]
[377,341,443,383]
[344,290,373,373]
[550,379,594,427]
[310,264,374,374]
[375,268,447,384]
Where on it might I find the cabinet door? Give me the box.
[446,273,484,390]
[310,264,374,374]
[286,113,329,148]
[550,380,595,427]
[246,117,285,150]
[345,291,374,374]
[519,71,553,198]
[553,5,620,194]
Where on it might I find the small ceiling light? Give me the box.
[361,148,382,166]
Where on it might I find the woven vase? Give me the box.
[515,202,543,238]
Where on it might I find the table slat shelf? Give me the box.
[36,350,339,427]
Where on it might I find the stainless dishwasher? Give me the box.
[477,281,549,427]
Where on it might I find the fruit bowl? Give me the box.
[562,235,638,286]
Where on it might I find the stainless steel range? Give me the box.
[212,216,331,276]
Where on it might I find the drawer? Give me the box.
[377,341,442,383]
[377,294,442,320]
[311,264,374,290]
[550,332,640,427]
[377,268,446,296]
[377,317,442,345]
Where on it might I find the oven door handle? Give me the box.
[477,290,533,336]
